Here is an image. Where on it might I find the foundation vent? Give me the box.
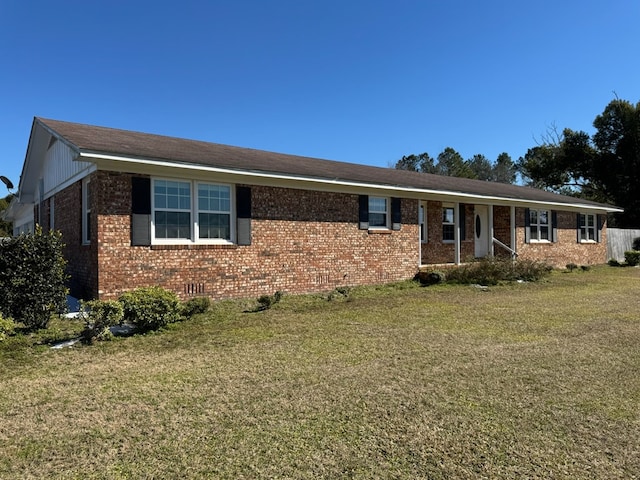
[184,283,206,296]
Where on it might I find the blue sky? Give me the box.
[1,0,639,191]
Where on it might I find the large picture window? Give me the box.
[529,209,550,241]
[152,179,234,243]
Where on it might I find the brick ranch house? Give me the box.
[6,117,622,301]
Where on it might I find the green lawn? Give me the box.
[1,267,639,479]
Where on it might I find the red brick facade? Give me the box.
[52,171,609,301]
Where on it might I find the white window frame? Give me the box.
[195,182,233,242]
[529,209,550,242]
[368,196,389,230]
[419,202,427,243]
[151,178,235,245]
[579,213,597,243]
[82,178,91,245]
[442,205,455,243]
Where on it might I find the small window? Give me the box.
[368,196,388,228]
[442,206,455,241]
[579,213,596,242]
[419,203,427,242]
[529,209,550,242]
[82,178,91,244]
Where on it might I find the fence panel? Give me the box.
[607,228,640,261]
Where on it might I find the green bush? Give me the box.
[0,313,16,341]
[256,291,283,311]
[624,250,640,267]
[80,299,124,344]
[608,258,622,267]
[445,257,552,285]
[119,286,182,331]
[566,263,578,272]
[0,226,68,330]
[182,296,211,317]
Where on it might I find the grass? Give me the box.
[0,266,639,479]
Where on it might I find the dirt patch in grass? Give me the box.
[1,267,639,479]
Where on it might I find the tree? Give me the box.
[436,147,476,178]
[0,195,13,237]
[518,98,640,227]
[493,152,517,184]
[467,154,493,180]
[394,153,437,173]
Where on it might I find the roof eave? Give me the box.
[80,151,623,214]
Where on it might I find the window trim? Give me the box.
[442,204,455,243]
[150,178,235,245]
[82,178,91,245]
[528,208,551,243]
[368,196,390,230]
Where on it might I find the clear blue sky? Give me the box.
[1,0,639,191]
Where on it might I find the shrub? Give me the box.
[119,286,182,331]
[566,263,578,272]
[0,313,16,341]
[415,271,446,285]
[608,258,622,267]
[328,286,351,301]
[256,291,283,311]
[0,226,68,330]
[624,250,640,267]
[182,296,211,317]
[80,299,124,344]
[445,257,552,285]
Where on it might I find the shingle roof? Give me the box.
[37,117,619,211]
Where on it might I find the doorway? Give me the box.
[474,205,490,257]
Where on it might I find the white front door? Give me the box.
[474,205,490,258]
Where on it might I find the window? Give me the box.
[368,196,388,228]
[152,179,234,243]
[82,178,91,244]
[442,206,455,241]
[419,203,427,242]
[197,183,231,240]
[579,213,596,242]
[529,209,550,241]
[154,180,192,239]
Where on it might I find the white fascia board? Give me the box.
[80,152,623,214]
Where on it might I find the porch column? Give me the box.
[510,206,517,255]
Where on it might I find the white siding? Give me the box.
[42,139,93,198]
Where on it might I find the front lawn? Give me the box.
[1,267,639,479]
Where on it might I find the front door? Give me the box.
[474,205,490,257]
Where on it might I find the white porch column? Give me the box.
[455,202,461,265]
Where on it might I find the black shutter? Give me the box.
[236,186,252,246]
[577,213,582,243]
[359,195,369,230]
[131,177,151,246]
[524,208,531,243]
[391,197,402,231]
[459,204,466,241]
[551,211,558,242]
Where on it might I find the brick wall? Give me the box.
[421,201,474,264]
[54,177,96,298]
[515,208,607,267]
[92,172,420,300]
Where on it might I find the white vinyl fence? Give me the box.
[607,228,640,261]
